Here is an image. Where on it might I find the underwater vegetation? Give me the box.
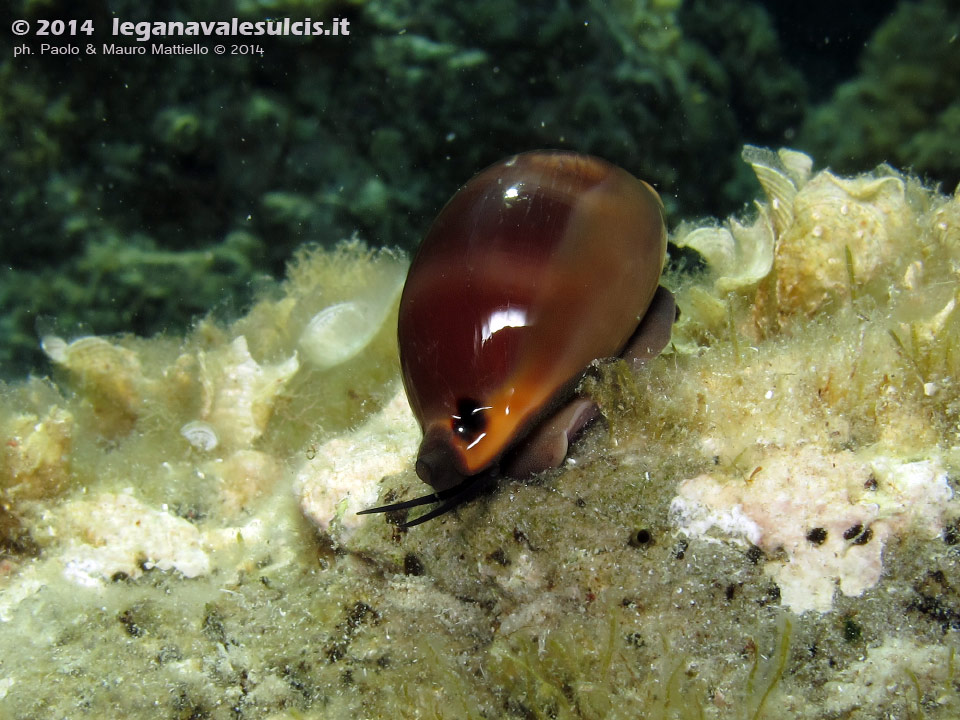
[1,0,814,376]
[1,146,959,718]
[800,0,960,191]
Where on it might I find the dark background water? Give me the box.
[1,0,957,378]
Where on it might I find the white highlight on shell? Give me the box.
[482,306,528,344]
[180,420,219,451]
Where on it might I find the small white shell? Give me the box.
[777,148,813,187]
[198,336,299,449]
[40,334,146,434]
[742,145,800,236]
[180,421,219,451]
[773,170,910,316]
[300,301,375,369]
[672,213,775,294]
[40,335,69,364]
[41,335,142,381]
[298,252,406,370]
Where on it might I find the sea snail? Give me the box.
[360,150,675,526]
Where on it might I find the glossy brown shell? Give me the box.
[398,150,666,490]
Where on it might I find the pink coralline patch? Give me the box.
[670,445,953,613]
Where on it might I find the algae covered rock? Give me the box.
[0,404,74,501]
[2,152,960,719]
